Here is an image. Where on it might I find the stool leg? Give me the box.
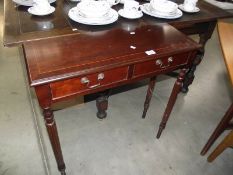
[201,103,233,155]
[207,130,233,162]
[142,76,156,119]
[156,69,186,139]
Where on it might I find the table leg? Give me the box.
[96,90,111,119]
[201,103,233,155]
[157,68,186,139]
[43,108,66,175]
[35,85,66,175]
[182,21,217,93]
[142,76,157,119]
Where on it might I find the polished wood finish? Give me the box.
[207,130,233,162]
[21,24,199,174]
[22,25,199,88]
[201,20,233,156]
[3,0,232,47]
[157,68,187,138]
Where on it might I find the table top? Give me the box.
[23,23,200,86]
[218,19,233,87]
[3,0,232,47]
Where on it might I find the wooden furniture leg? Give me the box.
[96,90,111,119]
[35,85,66,175]
[207,130,233,162]
[201,103,233,155]
[157,68,186,139]
[142,76,156,119]
[182,21,217,93]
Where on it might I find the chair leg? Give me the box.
[207,130,233,162]
[201,103,233,155]
[142,76,156,119]
[156,68,186,139]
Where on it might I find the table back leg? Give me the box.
[157,68,186,138]
[96,90,111,119]
[142,76,157,119]
[182,21,217,93]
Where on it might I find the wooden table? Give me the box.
[3,0,232,174]
[24,23,200,175]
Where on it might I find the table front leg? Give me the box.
[182,21,217,93]
[96,89,111,119]
[35,85,66,175]
[157,68,186,139]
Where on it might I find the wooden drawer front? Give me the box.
[51,67,128,99]
[133,53,189,78]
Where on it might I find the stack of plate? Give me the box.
[12,0,56,6]
[141,0,183,19]
[68,0,118,25]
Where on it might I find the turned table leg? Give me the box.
[43,108,66,175]
[142,76,156,119]
[157,69,186,139]
[182,21,217,93]
[35,85,66,175]
[201,103,233,155]
[96,90,111,119]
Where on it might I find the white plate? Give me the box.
[28,6,55,16]
[12,0,56,6]
[178,4,200,13]
[68,7,118,25]
[141,3,183,19]
[118,9,143,19]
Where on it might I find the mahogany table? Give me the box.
[3,0,232,174]
[24,23,200,175]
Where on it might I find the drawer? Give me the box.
[133,53,189,78]
[50,67,128,99]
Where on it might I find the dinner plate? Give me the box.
[178,4,200,13]
[12,0,56,6]
[28,6,55,16]
[68,7,118,25]
[141,3,183,19]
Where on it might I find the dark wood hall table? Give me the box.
[3,0,232,174]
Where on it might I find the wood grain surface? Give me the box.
[3,0,233,46]
[218,19,233,87]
